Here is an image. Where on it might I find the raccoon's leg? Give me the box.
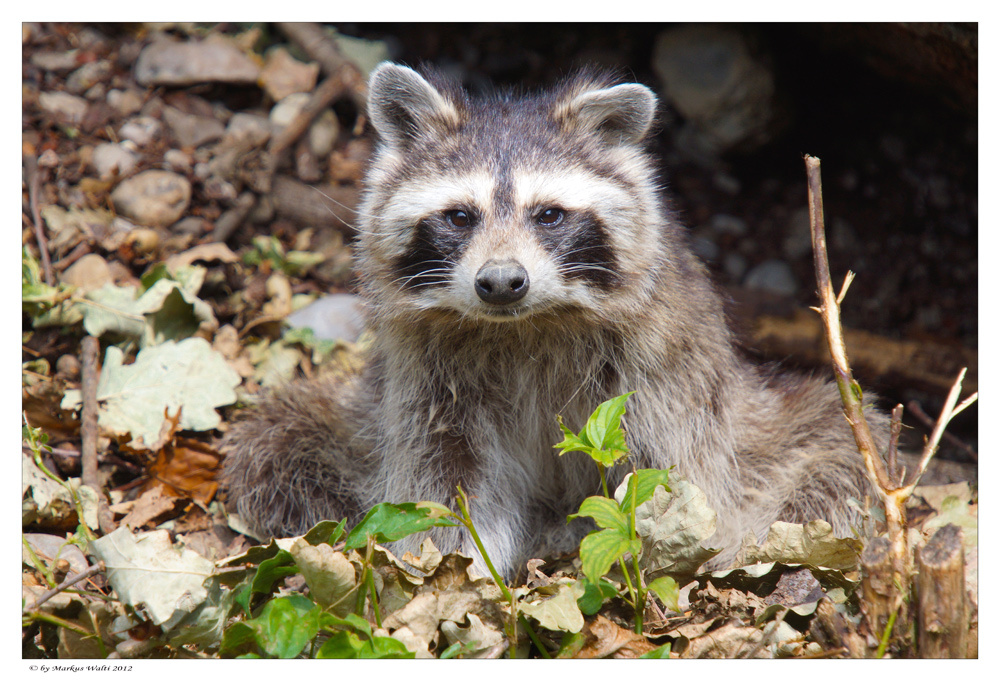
[717,374,885,567]
[222,375,376,539]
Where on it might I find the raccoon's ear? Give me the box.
[367,63,461,149]
[560,83,657,145]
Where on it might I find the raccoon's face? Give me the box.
[357,63,666,326]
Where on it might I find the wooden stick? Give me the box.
[80,336,100,492]
[25,154,54,286]
[80,336,115,535]
[916,524,968,658]
[23,561,105,613]
[860,537,895,646]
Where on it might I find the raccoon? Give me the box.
[223,63,885,578]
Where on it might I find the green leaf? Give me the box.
[639,642,672,659]
[576,578,618,616]
[343,502,458,551]
[220,621,257,658]
[251,550,299,594]
[364,636,414,659]
[303,518,347,546]
[249,594,320,659]
[553,416,596,456]
[578,529,641,583]
[316,630,367,658]
[617,469,672,513]
[568,496,629,535]
[584,391,635,457]
[647,576,680,612]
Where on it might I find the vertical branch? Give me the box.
[805,155,891,491]
[804,154,910,637]
[25,154,54,286]
[80,335,115,535]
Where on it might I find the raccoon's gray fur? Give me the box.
[223,63,885,578]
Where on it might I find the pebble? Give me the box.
[163,149,193,173]
[66,60,112,94]
[308,110,340,158]
[38,91,89,125]
[107,89,145,117]
[55,354,81,380]
[224,113,271,147]
[111,170,192,228]
[285,293,366,343]
[269,92,311,130]
[652,25,779,153]
[744,259,797,296]
[119,116,163,147]
[92,143,138,179]
[135,36,260,86]
[259,47,320,101]
[723,252,748,279]
[163,106,225,148]
[31,49,79,72]
[782,206,812,261]
[61,253,114,293]
[708,213,748,236]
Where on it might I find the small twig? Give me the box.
[52,241,92,271]
[24,561,105,613]
[80,336,115,535]
[210,191,257,243]
[275,22,368,110]
[902,369,976,490]
[906,400,977,462]
[25,153,54,286]
[22,444,80,458]
[886,404,904,487]
[80,336,100,491]
[269,71,358,161]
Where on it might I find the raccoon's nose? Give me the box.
[475,260,530,304]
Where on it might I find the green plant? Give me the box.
[556,392,679,634]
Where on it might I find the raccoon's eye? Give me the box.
[536,207,565,227]
[445,209,475,229]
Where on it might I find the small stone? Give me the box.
[84,83,107,101]
[652,25,780,153]
[66,60,112,95]
[744,259,796,296]
[135,36,260,86]
[119,116,163,147]
[782,206,812,261]
[31,49,79,72]
[107,89,145,117]
[712,172,741,196]
[62,253,114,293]
[259,46,320,101]
[163,149,192,173]
[224,113,271,147]
[708,213,748,236]
[309,110,340,158]
[269,92,311,130]
[38,91,89,125]
[172,217,210,236]
[111,170,191,228]
[55,354,81,380]
[163,106,225,148]
[723,252,747,279]
[92,143,138,179]
[286,293,366,343]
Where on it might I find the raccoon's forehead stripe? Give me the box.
[512,168,631,212]
[382,170,495,222]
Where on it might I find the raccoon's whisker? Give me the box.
[306,184,360,215]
